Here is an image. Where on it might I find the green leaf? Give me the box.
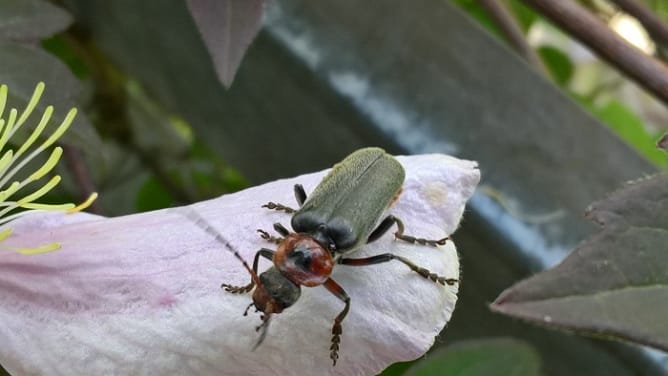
[450,0,499,34]
[404,338,543,376]
[491,175,668,352]
[135,176,176,212]
[0,0,72,42]
[507,0,538,33]
[592,101,668,169]
[452,0,537,36]
[42,35,90,79]
[537,46,573,86]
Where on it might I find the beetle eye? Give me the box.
[326,218,356,249]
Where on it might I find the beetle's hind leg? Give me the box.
[340,254,458,285]
[262,184,308,213]
[222,248,275,294]
[368,215,449,246]
[394,216,450,246]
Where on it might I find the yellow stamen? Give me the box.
[0,150,13,176]
[16,242,61,255]
[0,84,7,119]
[19,203,75,210]
[15,82,44,129]
[42,108,76,150]
[15,105,53,159]
[0,181,20,202]
[0,83,99,256]
[0,227,12,241]
[17,175,61,206]
[67,192,98,213]
[29,146,62,181]
[0,109,17,152]
[0,108,76,189]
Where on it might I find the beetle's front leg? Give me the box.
[257,230,282,244]
[340,254,459,286]
[222,248,275,294]
[261,202,296,213]
[262,184,308,213]
[257,223,291,244]
[323,278,350,367]
[368,215,449,246]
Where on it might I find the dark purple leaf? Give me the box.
[0,41,102,162]
[491,175,668,352]
[186,0,265,88]
[0,0,72,42]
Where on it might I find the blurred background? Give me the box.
[1,0,667,374]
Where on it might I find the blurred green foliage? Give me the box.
[537,45,574,85]
[453,0,668,171]
[383,338,543,376]
[590,100,668,168]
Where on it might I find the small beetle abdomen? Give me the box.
[274,234,334,287]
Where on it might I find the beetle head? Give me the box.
[253,267,302,314]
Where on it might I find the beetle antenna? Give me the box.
[180,207,263,288]
[243,302,254,316]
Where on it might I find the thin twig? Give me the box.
[609,0,668,48]
[521,0,668,106]
[478,0,549,76]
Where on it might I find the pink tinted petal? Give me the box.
[0,153,479,376]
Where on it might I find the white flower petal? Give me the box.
[0,153,479,376]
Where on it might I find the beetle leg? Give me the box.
[294,184,307,206]
[261,184,308,213]
[242,302,255,316]
[222,248,275,293]
[394,216,450,246]
[340,254,458,286]
[257,223,291,244]
[368,215,449,246]
[261,202,297,213]
[257,229,283,244]
[323,278,350,367]
[367,215,396,243]
[273,223,291,237]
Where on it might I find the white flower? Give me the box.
[0,152,479,375]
